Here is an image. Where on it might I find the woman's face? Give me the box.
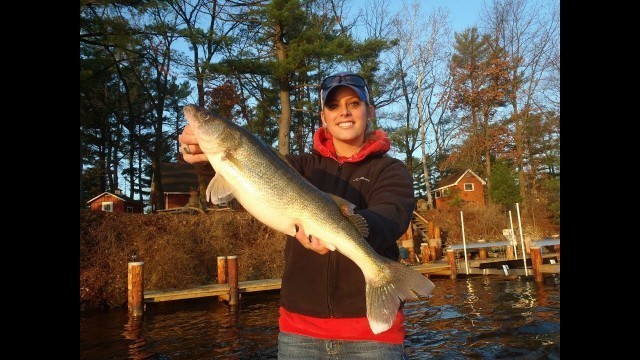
[321,86,372,146]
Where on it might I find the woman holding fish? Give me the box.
[179,72,430,359]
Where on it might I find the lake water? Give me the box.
[80,275,560,359]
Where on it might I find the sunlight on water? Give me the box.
[403,276,559,359]
[80,275,559,359]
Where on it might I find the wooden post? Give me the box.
[227,255,239,305]
[217,256,227,284]
[127,262,144,317]
[434,226,442,259]
[407,246,416,264]
[446,249,457,280]
[428,222,435,239]
[505,244,515,260]
[530,246,543,282]
[217,256,229,302]
[478,239,487,260]
[420,243,430,263]
[428,237,441,260]
[400,225,415,263]
[429,243,438,261]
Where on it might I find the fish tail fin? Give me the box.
[366,258,435,334]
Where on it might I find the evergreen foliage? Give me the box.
[488,159,521,209]
[80,0,559,220]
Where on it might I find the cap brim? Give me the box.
[322,84,368,106]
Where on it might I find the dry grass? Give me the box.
[416,203,559,245]
[79,209,286,311]
[80,202,558,311]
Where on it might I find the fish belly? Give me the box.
[238,191,297,236]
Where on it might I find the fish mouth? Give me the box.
[183,104,209,128]
[183,104,197,122]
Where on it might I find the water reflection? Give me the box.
[122,315,156,359]
[80,276,559,359]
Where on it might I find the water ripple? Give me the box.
[81,276,559,359]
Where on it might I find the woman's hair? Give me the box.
[364,105,375,140]
[364,118,375,139]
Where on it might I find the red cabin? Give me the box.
[86,189,143,213]
[432,169,486,209]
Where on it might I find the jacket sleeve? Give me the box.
[356,159,415,259]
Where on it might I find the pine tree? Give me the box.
[488,159,521,209]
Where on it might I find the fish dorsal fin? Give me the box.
[206,173,235,205]
[348,213,369,238]
[326,193,369,238]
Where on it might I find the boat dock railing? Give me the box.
[444,237,560,280]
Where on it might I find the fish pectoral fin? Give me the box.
[327,193,356,215]
[326,193,368,237]
[206,173,235,205]
[347,214,369,238]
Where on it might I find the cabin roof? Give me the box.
[433,169,486,191]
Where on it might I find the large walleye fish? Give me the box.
[183,104,434,334]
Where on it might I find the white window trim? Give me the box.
[463,183,474,191]
[102,202,114,212]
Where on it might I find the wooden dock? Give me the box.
[144,278,283,303]
[143,263,453,304]
[126,241,559,315]
[140,256,557,305]
[452,253,559,276]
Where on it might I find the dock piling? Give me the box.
[530,246,543,282]
[446,249,457,280]
[505,244,515,260]
[217,256,227,284]
[478,240,487,260]
[217,256,229,302]
[420,243,430,263]
[227,255,239,305]
[434,226,442,259]
[127,262,144,316]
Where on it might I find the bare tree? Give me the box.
[389,2,452,208]
[480,0,560,208]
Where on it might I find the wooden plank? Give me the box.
[530,238,560,247]
[413,211,430,226]
[447,241,512,250]
[240,278,282,292]
[540,263,560,274]
[144,279,283,303]
[467,268,528,276]
[144,284,229,303]
[410,263,452,277]
[145,290,225,302]
[479,258,532,269]
[473,253,557,269]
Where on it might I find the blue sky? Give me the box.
[351,0,485,32]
